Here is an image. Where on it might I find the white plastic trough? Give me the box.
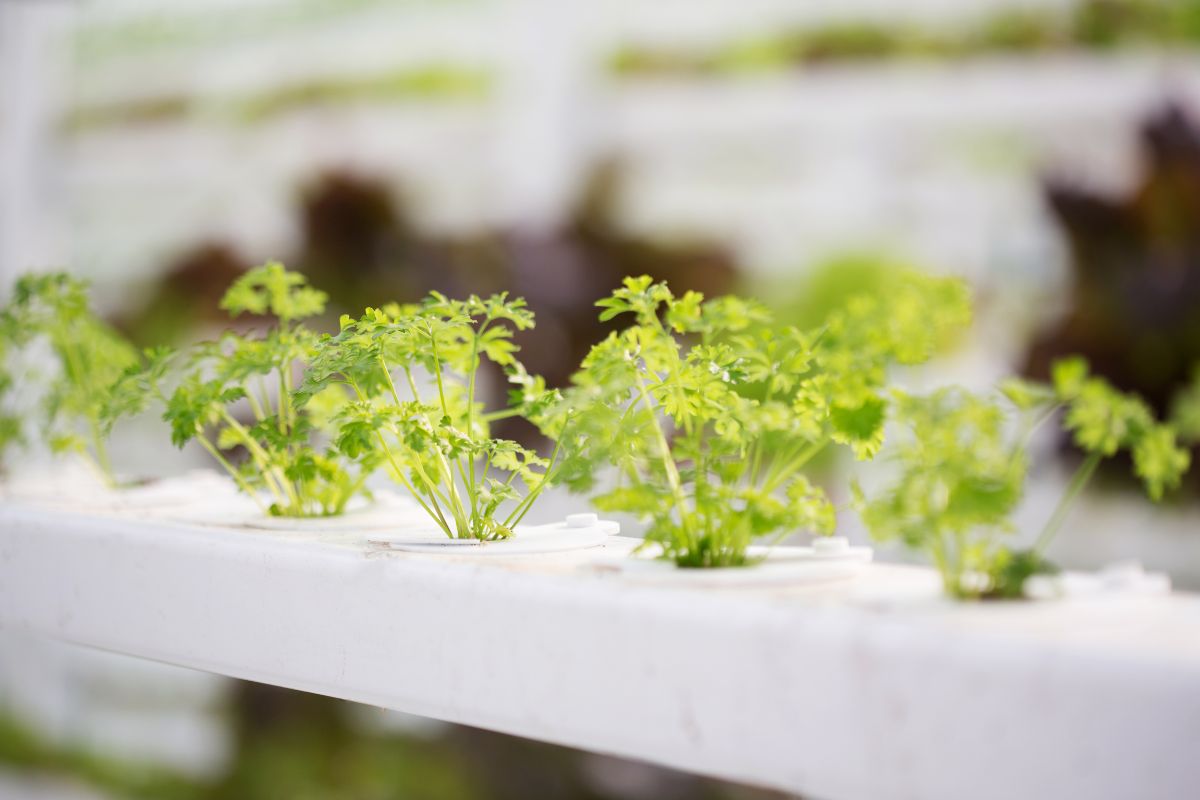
[1,500,1198,800]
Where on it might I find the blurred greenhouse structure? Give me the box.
[2,0,1199,798]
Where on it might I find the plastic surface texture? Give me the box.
[1,502,1198,800]
[366,517,620,555]
[593,537,873,586]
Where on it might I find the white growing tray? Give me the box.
[592,537,873,586]
[2,500,1198,800]
[367,512,621,555]
[165,489,424,532]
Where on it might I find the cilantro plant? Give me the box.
[857,357,1192,599]
[297,292,561,541]
[112,262,373,517]
[552,273,971,568]
[0,273,137,485]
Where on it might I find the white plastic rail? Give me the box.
[1,502,1199,800]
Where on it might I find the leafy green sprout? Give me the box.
[0,272,137,485]
[106,262,372,517]
[551,273,971,568]
[856,357,1192,599]
[853,387,1035,598]
[297,292,563,541]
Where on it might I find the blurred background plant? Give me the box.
[1024,103,1200,494]
[2,0,1200,796]
[610,0,1200,77]
[0,273,136,484]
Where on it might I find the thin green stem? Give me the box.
[246,386,268,423]
[464,454,478,524]
[465,322,485,435]
[762,438,828,494]
[450,450,473,524]
[280,360,306,507]
[382,429,452,536]
[930,529,956,595]
[759,439,803,488]
[747,439,763,487]
[1034,451,1102,555]
[218,409,297,511]
[635,371,692,537]
[422,339,471,532]
[1021,402,1063,449]
[481,407,522,423]
[747,378,778,485]
[378,354,403,407]
[504,415,571,529]
[335,469,371,516]
[690,423,708,524]
[403,367,422,402]
[396,363,469,534]
[439,458,469,530]
[469,448,495,529]
[418,450,466,534]
[196,434,270,514]
[87,416,116,488]
[59,335,116,486]
[427,326,451,417]
[75,446,113,491]
[347,376,450,535]
[278,365,293,436]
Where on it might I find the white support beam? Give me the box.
[0,2,73,287]
[1,503,1198,800]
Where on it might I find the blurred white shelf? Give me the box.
[600,0,1084,47]
[58,53,1200,283]
[606,54,1200,269]
[2,502,1199,800]
[609,54,1200,138]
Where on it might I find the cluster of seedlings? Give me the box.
[0,264,1191,598]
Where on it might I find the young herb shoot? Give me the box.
[0,272,137,485]
[551,273,971,568]
[856,357,1191,599]
[112,262,374,517]
[297,292,561,540]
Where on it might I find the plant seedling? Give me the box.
[0,272,137,485]
[297,292,561,540]
[551,273,971,568]
[107,262,373,517]
[856,357,1192,599]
